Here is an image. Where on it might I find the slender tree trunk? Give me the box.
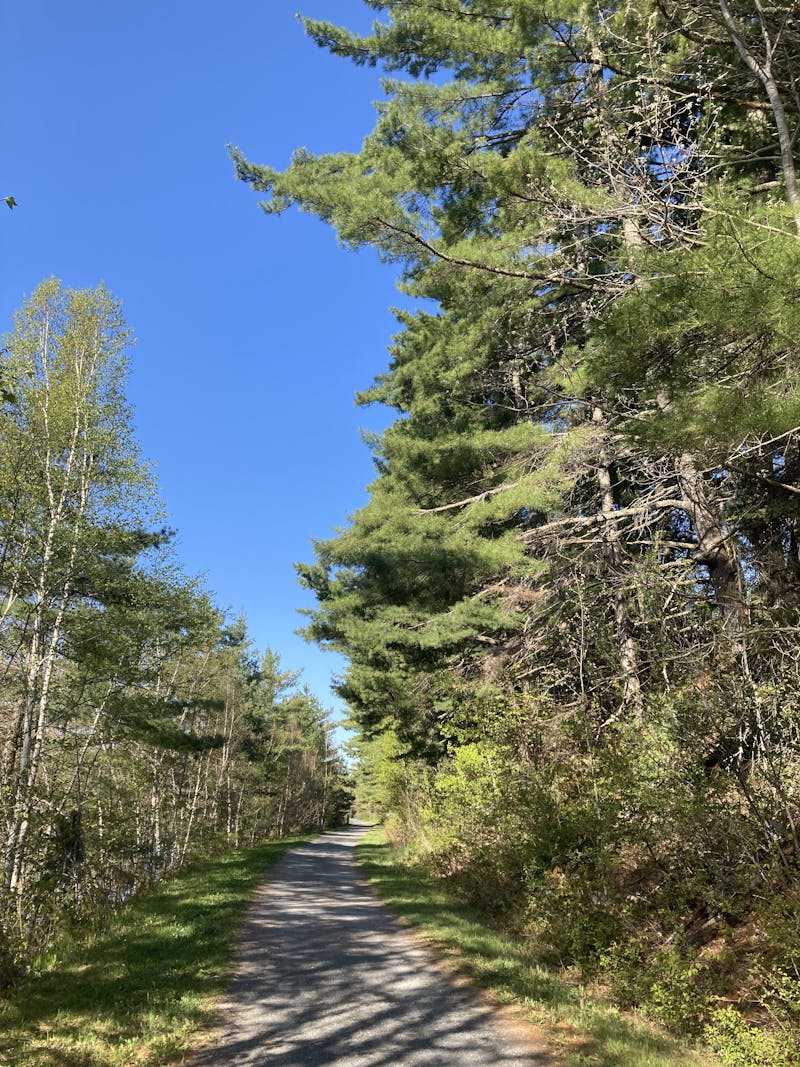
[4,333,95,894]
[592,407,644,715]
[234,786,243,847]
[675,453,750,666]
[180,754,204,864]
[719,0,800,234]
[320,735,330,831]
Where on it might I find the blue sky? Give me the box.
[1,2,408,734]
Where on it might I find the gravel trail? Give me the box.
[194,825,549,1066]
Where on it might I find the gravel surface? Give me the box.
[194,825,549,1066]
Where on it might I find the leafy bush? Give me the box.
[705,1006,800,1067]
[599,940,719,1034]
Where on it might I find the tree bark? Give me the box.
[718,0,800,235]
[593,407,644,716]
[675,453,750,665]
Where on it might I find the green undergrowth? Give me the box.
[0,836,310,1067]
[356,828,717,1067]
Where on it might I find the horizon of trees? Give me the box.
[0,279,351,983]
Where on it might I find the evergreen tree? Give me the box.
[238,3,800,1050]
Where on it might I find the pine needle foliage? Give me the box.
[238,2,800,1058]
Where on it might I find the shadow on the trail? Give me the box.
[357,838,692,1067]
[194,825,542,1066]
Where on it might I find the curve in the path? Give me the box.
[194,825,550,1066]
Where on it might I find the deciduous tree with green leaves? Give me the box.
[0,282,348,981]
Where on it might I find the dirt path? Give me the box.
[194,825,549,1066]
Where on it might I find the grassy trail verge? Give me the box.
[356,829,716,1067]
[0,836,310,1067]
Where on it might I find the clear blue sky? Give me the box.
[1,1,406,733]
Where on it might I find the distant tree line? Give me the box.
[236,2,800,1061]
[0,280,351,983]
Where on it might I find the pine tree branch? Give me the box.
[519,497,692,541]
[374,217,594,291]
[415,479,526,514]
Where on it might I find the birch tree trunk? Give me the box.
[4,297,99,895]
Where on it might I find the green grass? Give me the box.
[0,837,310,1066]
[356,829,717,1067]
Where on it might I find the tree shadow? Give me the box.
[0,838,303,1064]
[193,825,545,1065]
[357,838,704,1067]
